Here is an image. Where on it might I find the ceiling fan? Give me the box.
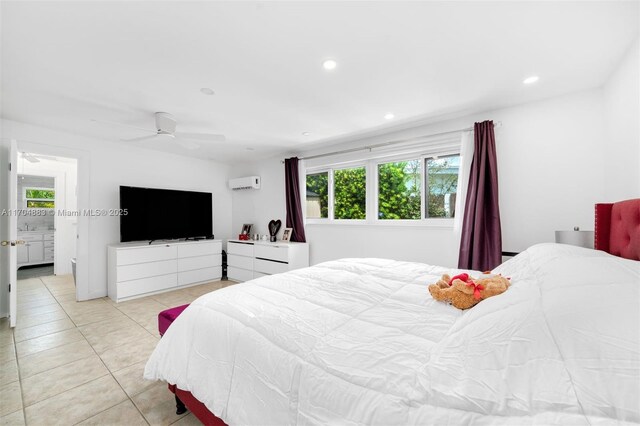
[93,112,226,150]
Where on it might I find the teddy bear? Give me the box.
[428,272,510,310]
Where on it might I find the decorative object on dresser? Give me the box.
[555,226,594,249]
[226,238,309,282]
[107,239,222,302]
[282,228,292,241]
[268,219,282,242]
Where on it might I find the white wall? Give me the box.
[231,160,287,239]
[0,119,233,314]
[603,38,640,200]
[232,88,622,267]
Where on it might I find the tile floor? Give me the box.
[0,274,235,425]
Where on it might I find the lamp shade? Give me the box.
[555,230,594,249]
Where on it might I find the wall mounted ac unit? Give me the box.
[229,176,261,190]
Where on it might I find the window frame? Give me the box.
[24,187,56,209]
[305,149,460,227]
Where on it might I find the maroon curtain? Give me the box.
[285,157,307,242]
[458,120,502,271]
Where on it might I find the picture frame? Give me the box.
[282,227,293,241]
[241,224,253,235]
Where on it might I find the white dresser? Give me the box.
[227,239,309,282]
[107,239,222,302]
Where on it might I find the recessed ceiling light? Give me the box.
[322,59,337,71]
[302,132,311,136]
[523,76,539,85]
[200,87,215,95]
[384,113,395,120]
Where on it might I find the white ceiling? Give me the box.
[2,1,638,163]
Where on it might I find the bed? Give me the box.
[144,199,640,425]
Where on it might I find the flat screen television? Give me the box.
[119,186,212,242]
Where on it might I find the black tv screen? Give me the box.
[119,186,212,242]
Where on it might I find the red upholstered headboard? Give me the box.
[595,199,640,261]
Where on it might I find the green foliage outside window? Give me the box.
[426,156,459,218]
[27,200,55,208]
[25,189,55,199]
[334,167,366,219]
[378,160,421,220]
[306,172,329,218]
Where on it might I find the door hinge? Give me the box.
[8,162,11,172]
[8,284,11,292]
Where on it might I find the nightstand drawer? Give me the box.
[254,245,288,263]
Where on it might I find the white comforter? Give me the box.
[144,244,640,425]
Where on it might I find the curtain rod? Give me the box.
[282,121,501,163]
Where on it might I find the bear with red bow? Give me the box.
[428,272,510,310]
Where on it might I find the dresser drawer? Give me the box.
[117,260,177,282]
[253,271,269,279]
[44,241,54,249]
[178,267,221,286]
[254,258,288,275]
[43,233,54,241]
[227,266,253,282]
[178,255,221,272]
[227,254,253,270]
[117,245,177,266]
[254,245,289,263]
[178,241,221,258]
[117,274,177,299]
[227,241,254,257]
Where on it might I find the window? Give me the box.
[377,160,421,220]
[306,172,328,219]
[333,166,366,220]
[305,148,460,224]
[25,188,55,209]
[425,155,459,218]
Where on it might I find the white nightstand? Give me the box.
[555,228,594,249]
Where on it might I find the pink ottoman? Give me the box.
[158,304,190,337]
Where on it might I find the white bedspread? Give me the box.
[144,244,640,425]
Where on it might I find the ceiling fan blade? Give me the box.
[122,134,158,143]
[91,118,155,133]
[176,139,200,150]
[175,132,226,142]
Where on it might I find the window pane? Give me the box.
[27,200,55,208]
[334,167,366,220]
[306,172,329,219]
[378,160,421,220]
[426,155,459,218]
[26,189,55,199]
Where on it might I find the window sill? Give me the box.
[306,219,455,228]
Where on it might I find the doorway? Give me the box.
[4,139,90,328]
[16,153,78,284]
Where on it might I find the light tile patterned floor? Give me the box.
[0,274,234,425]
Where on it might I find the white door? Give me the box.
[8,140,19,327]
